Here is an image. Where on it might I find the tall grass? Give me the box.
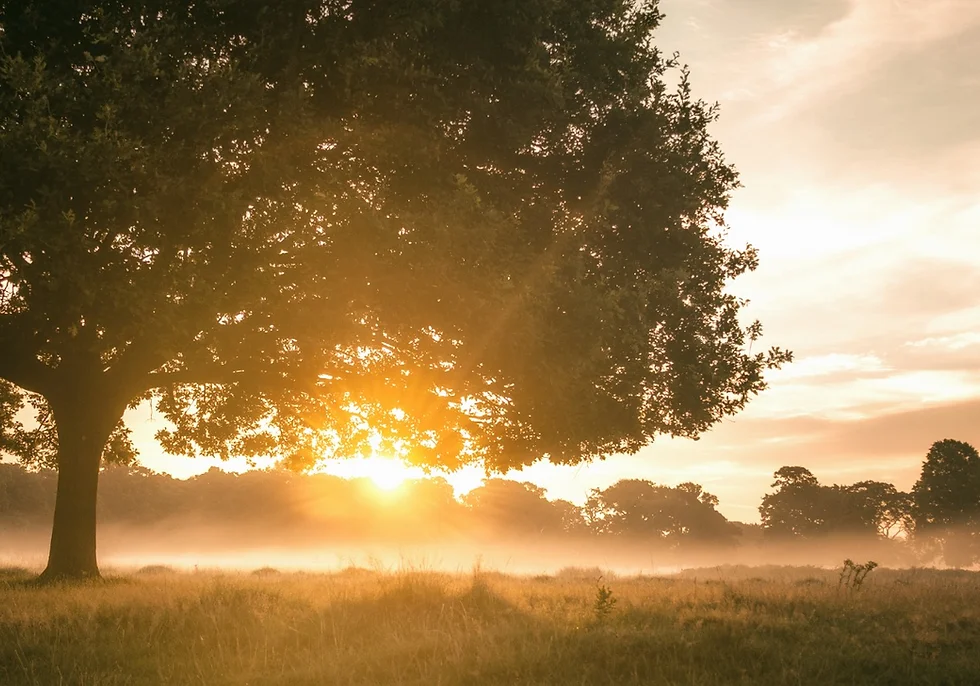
[1,564,979,684]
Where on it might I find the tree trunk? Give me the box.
[39,396,122,582]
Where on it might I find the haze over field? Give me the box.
[3,457,968,575]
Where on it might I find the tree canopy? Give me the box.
[0,0,788,579]
[912,439,980,567]
[585,479,738,545]
[759,467,912,541]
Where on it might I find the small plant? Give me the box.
[838,559,878,592]
[593,576,618,621]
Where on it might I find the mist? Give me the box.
[3,523,943,577]
[2,463,952,576]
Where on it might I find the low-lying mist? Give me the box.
[2,463,973,575]
[2,523,944,577]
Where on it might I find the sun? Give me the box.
[316,434,428,493]
[368,458,409,491]
[360,455,419,492]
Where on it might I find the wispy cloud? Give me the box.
[723,184,956,259]
[773,353,889,381]
[906,332,980,351]
[744,370,980,421]
[745,0,980,120]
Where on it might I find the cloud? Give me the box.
[742,0,980,121]
[773,353,888,381]
[906,332,980,352]
[805,25,980,191]
[724,183,971,264]
[663,0,980,122]
[656,0,851,117]
[659,0,980,195]
[818,397,980,459]
[731,248,980,358]
[744,369,980,422]
[736,251,980,422]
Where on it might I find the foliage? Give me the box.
[585,478,738,545]
[463,479,581,537]
[912,439,980,567]
[592,576,617,621]
[0,463,56,526]
[845,481,914,540]
[760,467,913,541]
[1,463,742,543]
[0,0,787,470]
[0,0,788,577]
[0,381,137,469]
[759,467,826,538]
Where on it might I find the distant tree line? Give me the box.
[760,439,980,567]
[2,439,978,566]
[0,465,734,548]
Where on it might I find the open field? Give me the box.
[2,564,979,685]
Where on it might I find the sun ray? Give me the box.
[321,453,421,492]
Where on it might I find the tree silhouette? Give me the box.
[759,467,826,538]
[0,463,55,526]
[463,479,571,537]
[0,0,788,579]
[585,479,738,545]
[844,480,913,540]
[761,467,912,541]
[912,439,980,567]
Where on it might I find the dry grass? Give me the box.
[1,563,979,684]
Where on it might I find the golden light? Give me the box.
[365,456,413,491]
[316,429,488,497]
[323,453,422,493]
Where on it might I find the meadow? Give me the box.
[1,564,979,685]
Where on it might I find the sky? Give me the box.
[132,0,980,523]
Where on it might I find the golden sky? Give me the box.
[133,0,980,523]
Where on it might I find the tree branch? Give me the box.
[0,315,53,396]
[144,366,247,388]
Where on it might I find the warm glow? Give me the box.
[367,456,412,491]
[304,427,488,498]
[323,453,422,492]
[123,0,980,524]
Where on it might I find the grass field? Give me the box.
[2,563,979,685]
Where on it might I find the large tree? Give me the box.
[0,0,788,580]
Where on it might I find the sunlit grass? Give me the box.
[1,565,979,684]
